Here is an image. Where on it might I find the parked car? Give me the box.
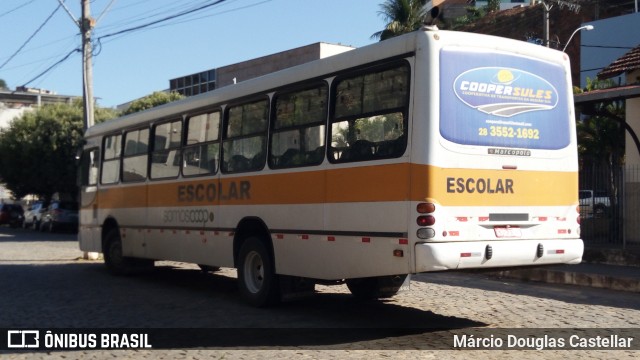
[0,203,24,228]
[22,201,48,230]
[40,200,79,232]
[579,190,611,218]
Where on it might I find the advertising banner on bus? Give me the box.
[439,48,571,150]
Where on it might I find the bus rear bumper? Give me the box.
[415,239,584,272]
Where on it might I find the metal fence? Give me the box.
[579,164,640,249]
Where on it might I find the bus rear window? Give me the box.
[439,48,570,150]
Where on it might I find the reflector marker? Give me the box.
[547,249,565,254]
[327,236,336,242]
[362,237,371,243]
[399,238,408,245]
[460,252,482,258]
[276,234,284,240]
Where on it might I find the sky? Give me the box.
[0,0,387,108]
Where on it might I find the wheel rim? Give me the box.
[243,250,264,294]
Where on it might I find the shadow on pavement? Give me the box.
[0,261,485,349]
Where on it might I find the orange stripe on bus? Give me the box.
[92,163,577,209]
[411,165,578,206]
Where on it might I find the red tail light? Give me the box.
[417,215,435,226]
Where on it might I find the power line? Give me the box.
[0,3,62,71]
[582,44,635,50]
[97,0,227,41]
[21,48,81,87]
[11,0,266,94]
[0,0,36,19]
[96,0,271,46]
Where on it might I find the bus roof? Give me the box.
[84,28,566,138]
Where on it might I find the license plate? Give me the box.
[494,226,521,238]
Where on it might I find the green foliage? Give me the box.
[0,79,7,90]
[576,78,625,168]
[372,0,428,41]
[451,7,485,28]
[487,0,501,13]
[123,91,184,115]
[0,101,118,200]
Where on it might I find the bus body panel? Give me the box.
[78,28,583,286]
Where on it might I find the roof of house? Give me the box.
[598,44,640,80]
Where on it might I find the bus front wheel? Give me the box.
[346,275,407,300]
[103,229,152,275]
[237,237,280,307]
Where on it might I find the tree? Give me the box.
[371,0,428,41]
[575,78,626,239]
[123,91,184,115]
[575,78,626,168]
[0,100,117,200]
[487,0,501,13]
[0,79,7,90]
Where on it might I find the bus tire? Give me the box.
[346,275,407,300]
[103,228,137,276]
[237,237,280,307]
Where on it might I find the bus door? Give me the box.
[79,147,101,252]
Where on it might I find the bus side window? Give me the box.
[330,63,409,163]
[151,119,183,179]
[222,99,268,174]
[101,134,122,184]
[122,128,149,183]
[269,84,327,169]
[183,111,220,177]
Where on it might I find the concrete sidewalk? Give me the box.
[487,247,640,293]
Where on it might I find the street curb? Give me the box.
[487,267,640,293]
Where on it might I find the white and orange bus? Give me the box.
[78,27,583,307]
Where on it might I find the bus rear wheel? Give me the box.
[346,275,407,300]
[237,237,280,307]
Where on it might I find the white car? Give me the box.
[22,201,48,230]
[579,190,610,218]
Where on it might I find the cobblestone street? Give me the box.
[1,228,638,359]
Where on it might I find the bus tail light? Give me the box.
[416,202,436,239]
[417,215,435,226]
[576,205,581,224]
[417,202,435,213]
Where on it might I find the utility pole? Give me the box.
[81,0,95,129]
[542,1,552,47]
